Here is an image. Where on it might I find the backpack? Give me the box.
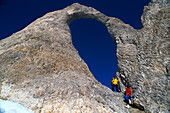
[111,78,118,85]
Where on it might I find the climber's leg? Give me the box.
[124,95,129,101]
[124,95,130,108]
[114,85,117,92]
[117,85,120,92]
[112,85,114,91]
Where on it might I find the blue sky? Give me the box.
[0,0,150,89]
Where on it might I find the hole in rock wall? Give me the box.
[70,18,117,89]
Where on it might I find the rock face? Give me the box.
[0,0,169,113]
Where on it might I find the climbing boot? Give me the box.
[129,99,132,104]
[125,104,130,108]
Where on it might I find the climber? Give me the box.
[124,85,131,108]
[111,75,120,92]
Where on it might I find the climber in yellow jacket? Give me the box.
[111,75,120,92]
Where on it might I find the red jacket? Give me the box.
[126,87,131,97]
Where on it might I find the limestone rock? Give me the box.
[0,0,169,113]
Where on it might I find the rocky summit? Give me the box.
[0,0,169,113]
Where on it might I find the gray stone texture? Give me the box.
[0,0,169,112]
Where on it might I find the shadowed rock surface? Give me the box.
[0,0,169,112]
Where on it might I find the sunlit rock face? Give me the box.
[0,0,169,112]
[131,0,169,112]
[118,0,170,112]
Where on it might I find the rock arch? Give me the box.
[0,3,138,112]
[64,2,138,93]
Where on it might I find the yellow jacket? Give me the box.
[111,78,118,85]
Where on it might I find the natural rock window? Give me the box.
[70,18,117,89]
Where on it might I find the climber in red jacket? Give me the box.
[124,85,131,108]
